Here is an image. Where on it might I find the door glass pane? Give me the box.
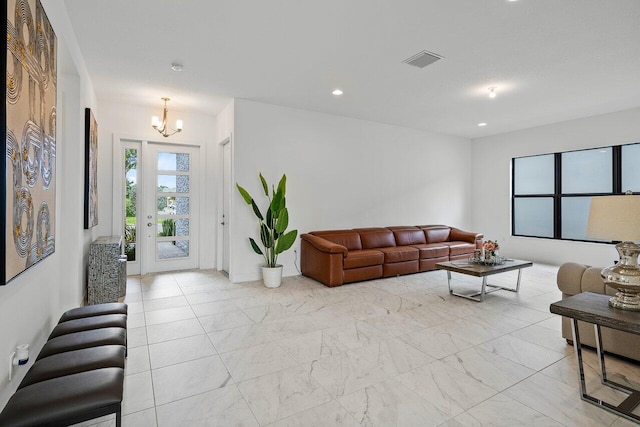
[562,148,612,194]
[176,218,190,236]
[514,154,554,195]
[561,196,603,241]
[124,148,137,261]
[157,196,176,215]
[157,175,190,193]
[158,152,190,172]
[157,240,189,259]
[622,143,640,192]
[175,197,190,215]
[157,218,176,237]
[514,197,554,237]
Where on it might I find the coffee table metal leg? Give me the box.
[570,319,589,399]
[446,271,452,294]
[516,268,523,292]
[480,277,487,302]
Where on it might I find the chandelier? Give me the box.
[151,97,183,137]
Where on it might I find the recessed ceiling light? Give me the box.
[171,63,183,72]
[478,122,487,127]
[488,87,497,98]
[332,89,343,96]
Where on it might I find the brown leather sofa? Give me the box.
[301,225,483,287]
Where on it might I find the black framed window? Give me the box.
[512,142,639,242]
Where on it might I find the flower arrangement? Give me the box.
[483,240,499,255]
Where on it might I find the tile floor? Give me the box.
[78,264,640,426]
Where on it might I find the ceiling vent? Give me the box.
[402,50,443,68]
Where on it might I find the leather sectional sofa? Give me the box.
[300,225,483,287]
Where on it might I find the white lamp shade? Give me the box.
[587,195,640,242]
[176,119,183,130]
[151,116,160,127]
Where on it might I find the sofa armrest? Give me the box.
[557,262,589,296]
[449,228,483,246]
[300,234,348,255]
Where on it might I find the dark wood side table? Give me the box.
[550,292,640,424]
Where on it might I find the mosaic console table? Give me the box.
[88,236,127,305]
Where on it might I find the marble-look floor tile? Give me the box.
[353,337,435,376]
[363,312,426,337]
[127,312,146,328]
[242,303,298,323]
[479,334,565,371]
[198,310,254,332]
[399,326,474,359]
[464,310,530,335]
[126,326,148,348]
[267,400,359,427]
[148,334,216,369]
[156,384,258,427]
[339,378,450,427]
[277,330,348,363]
[122,371,155,415]
[146,318,205,344]
[442,393,564,427]
[305,349,390,398]
[124,346,150,375]
[398,304,457,328]
[396,360,498,419]
[191,299,239,317]
[492,303,554,324]
[331,300,390,320]
[125,301,144,314]
[322,321,393,350]
[441,346,535,391]
[142,295,189,312]
[221,342,298,382]
[504,372,619,426]
[152,355,233,405]
[509,324,574,355]
[535,315,563,332]
[238,365,332,425]
[122,408,157,427]
[144,306,195,326]
[141,287,184,301]
[431,318,504,346]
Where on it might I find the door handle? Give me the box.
[221,221,225,225]
[147,223,153,227]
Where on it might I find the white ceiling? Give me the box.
[62,0,640,139]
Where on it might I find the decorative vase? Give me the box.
[484,250,491,261]
[262,265,283,288]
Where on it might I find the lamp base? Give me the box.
[601,241,640,311]
[609,290,640,311]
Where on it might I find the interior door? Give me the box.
[143,143,200,273]
[222,141,231,274]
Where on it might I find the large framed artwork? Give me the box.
[84,108,98,229]
[2,0,57,285]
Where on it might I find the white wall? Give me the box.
[0,2,97,407]
[230,99,473,282]
[97,101,219,270]
[471,107,640,267]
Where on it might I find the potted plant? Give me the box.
[236,173,298,288]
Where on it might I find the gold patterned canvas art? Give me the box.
[3,0,57,285]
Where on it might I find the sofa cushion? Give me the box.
[412,243,449,259]
[446,241,476,256]
[355,228,396,249]
[344,249,384,269]
[420,226,451,243]
[379,246,419,263]
[312,230,362,251]
[391,228,426,246]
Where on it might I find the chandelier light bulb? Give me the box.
[332,89,343,96]
[151,116,160,127]
[176,120,183,131]
[488,87,497,98]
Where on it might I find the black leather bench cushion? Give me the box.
[19,345,126,389]
[0,368,124,427]
[60,303,128,322]
[49,314,127,339]
[38,328,127,360]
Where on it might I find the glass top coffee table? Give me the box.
[436,259,533,302]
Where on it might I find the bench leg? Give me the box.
[116,405,122,427]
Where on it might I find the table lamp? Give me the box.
[586,193,640,311]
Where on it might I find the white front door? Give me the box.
[142,143,200,273]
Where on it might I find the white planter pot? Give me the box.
[262,265,283,288]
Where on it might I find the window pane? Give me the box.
[158,152,190,171]
[157,196,175,215]
[561,197,603,241]
[514,155,555,195]
[157,219,176,237]
[124,148,137,261]
[622,143,640,193]
[514,197,554,237]
[562,148,612,193]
